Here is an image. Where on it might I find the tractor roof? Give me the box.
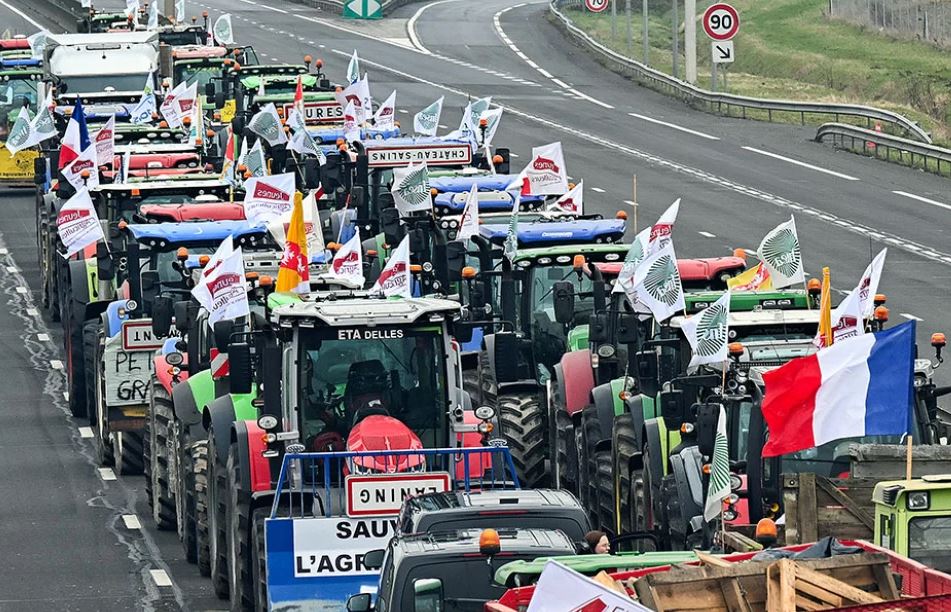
[126,220,267,247]
[430,173,518,193]
[670,308,820,329]
[682,288,813,313]
[480,219,626,247]
[273,296,460,328]
[93,179,231,193]
[592,257,746,283]
[138,202,244,222]
[394,528,574,558]
[0,57,42,70]
[874,475,951,508]
[171,45,227,60]
[513,242,629,263]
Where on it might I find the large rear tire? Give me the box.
[192,440,212,577]
[92,329,114,467]
[594,450,614,533]
[150,381,176,530]
[462,369,480,406]
[114,432,144,476]
[498,393,546,488]
[81,319,98,422]
[227,441,254,611]
[580,405,603,524]
[612,413,638,535]
[208,428,229,599]
[251,507,269,612]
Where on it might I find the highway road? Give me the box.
[0,0,947,609]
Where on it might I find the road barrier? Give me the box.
[816,122,951,177]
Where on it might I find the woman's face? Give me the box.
[595,535,610,555]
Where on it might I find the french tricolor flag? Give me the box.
[761,321,916,457]
[58,98,90,170]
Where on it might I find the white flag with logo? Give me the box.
[175,0,185,22]
[125,0,139,20]
[129,74,157,125]
[160,81,187,128]
[29,89,57,145]
[373,90,396,131]
[5,107,34,155]
[62,143,100,190]
[856,248,887,318]
[246,139,267,177]
[347,49,360,85]
[757,215,804,289]
[613,226,650,295]
[527,561,650,612]
[192,247,250,325]
[175,82,199,128]
[243,172,295,223]
[649,198,680,254]
[248,102,287,146]
[266,187,326,259]
[335,77,371,123]
[56,188,104,258]
[147,0,159,30]
[457,188,479,242]
[479,107,503,147]
[508,141,568,196]
[392,161,432,216]
[413,97,443,136]
[703,407,731,522]
[329,229,365,286]
[27,30,49,60]
[813,287,864,348]
[627,241,685,323]
[459,96,492,133]
[200,235,235,280]
[342,100,361,143]
[681,290,731,368]
[287,129,326,165]
[93,115,115,168]
[213,14,234,45]
[371,235,411,298]
[550,180,583,215]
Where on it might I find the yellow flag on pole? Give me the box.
[276,192,310,293]
[819,266,833,347]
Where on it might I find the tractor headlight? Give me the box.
[722,508,738,521]
[597,344,616,359]
[730,474,742,491]
[908,491,930,511]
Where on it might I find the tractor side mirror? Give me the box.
[229,341,253,394]
[413,578,444,610]
[151,296,173,338]
[446,241,466,282]
[659,389,686,432]
[231,115,245,138]
[617,313,640,345]
[553,281,574,325]
[453,320,474,344]
[173,300,192,334]
[204,82,216,99]
[141,270,159,292]
[364,548,385,570]
[381,207,403,248]
[589,313,608,344]
[96,242,115,281]
[635,350,658,397]
[214,91,226,110]
[34,157,46,186]
[213,319,234,350]
[346,593,372,612]
[695,403,721,458]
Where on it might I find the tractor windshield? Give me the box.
[0,78,37,141]
[529,264,596,324]
[298,326,448,451]
[909,516,951,573]
[173,63,219,89]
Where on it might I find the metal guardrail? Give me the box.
[549,0,933,145]
[816,122,951,176]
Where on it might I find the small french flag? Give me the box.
[761,321,916,457]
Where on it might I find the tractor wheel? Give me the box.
[150,381,176,529]
[462,369,480,406]
[207,427,229,599]
[612,413,638,535]
[594,450,615,533]
[573,424,586,506]
[661,473,687,551]
[179,434,197,563]
[64,302,88,419]
[633,442,666,551]
[552,402,573,491]
[92,330,114,467]
[113,432,144,476]
[192,440,212,577]
[580,405,603,523]
[251,507,269,612]
[81,319,98,421]
[144,394,152,507]
[478,348,496,408]
[227,441,254,611]
[498,393,546,488]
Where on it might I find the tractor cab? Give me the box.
[874,476,951,573]
[156,24,209,47]
[0,59,42,184]
[77,11,131,34]
[87,179,235,223]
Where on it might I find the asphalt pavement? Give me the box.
[0,0,948,608]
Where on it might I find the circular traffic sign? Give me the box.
[585,0,609,13]
[702,3,740,41]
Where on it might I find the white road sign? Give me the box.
[712,40,735,64]
[346,472,451,517]
[292,516,398,577]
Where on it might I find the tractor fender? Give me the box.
[559,349,594,418]
[480,333,499,397]
[230,420,253,494]
[643,419,666,501]
[591,382,617,453]
[205,395,237,467]
[103,300,132,339]
[67,258,91,306]
[497,380,538,396]
[231,420,271,495]
[152,353,188,395]
[172,369,214,426]
[624,394,647,466]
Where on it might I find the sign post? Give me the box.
[702,3,739,92]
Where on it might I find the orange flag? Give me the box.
[276,191,310,293]
[819,266,833,347]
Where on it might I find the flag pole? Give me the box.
[631,174,638,233]
[906,434,914,482]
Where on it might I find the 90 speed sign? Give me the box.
[702,3,740,41]
[585,0,609,13]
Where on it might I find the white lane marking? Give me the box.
[698,231,717,238]
[741,146,860,181]
[50,359,63,370]
[78,427,94,439]
[399,109,408,114]
[330,51,951,266]
[37,333,49,341]
[407,0,464,54]
[0,0,44,29]
[122,515,142,529]
[623,200,637,206]
[0,248,7,254]
[63,391,68,401]
[98,468,117,481]
[236,0,287,12]
[6,266,16,272]
[591,187,606,193]
[15,286,27,293]
[510,153,519,158]
[628,112,720,141]
[901,313,924,321]
[893,190,951,211]
[492,6,613,109]
[149,569,173,587]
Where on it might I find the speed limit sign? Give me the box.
[702,3,740,41]
[585,0,609,13]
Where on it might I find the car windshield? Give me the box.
[909,517,951,573]
[0,79,37,141]
[298,326,448,450]
[174,64,219,88]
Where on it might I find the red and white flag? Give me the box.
[58,114,84,170]
[373,90,396,131]
[343,100,361,143]
[242,172,296,223]
[329,229,365,286]
[335,76,371,123]
[201,235,235,280]
[56,188,104,258]
[266,186,326,258]
[192,246,250,325]
[457,188,479,242]
[93,115,115,168]
[550,180,583,214]
[507,141,568,196]
[371,235,411,297]
[62,142,100,190]
[649,198,680,254]
[527,561,649,612]
[856,248,887,318]
[160,81,187,128]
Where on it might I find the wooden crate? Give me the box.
[782,473,877,545]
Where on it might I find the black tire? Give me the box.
[638,442,668,550]
[227,441,254,611]
[550,372,573,491]
[208,427,229,599]
[150,381,176,530]
[462,369,480,406]
[192,440,212,577]
[251,507,269,612]
[613,413,638,535]
[478,348,496,408]
[661,473,686,551]
[114,431,145,476]
[65,300,88,419]
[180,435,197,563]
[498,394,546,488]
[92,330,114,467]
[81,319,99,422]
[594,450,614,534]
[580,405,603,523]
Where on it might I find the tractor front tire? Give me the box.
[498,393,546,487]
